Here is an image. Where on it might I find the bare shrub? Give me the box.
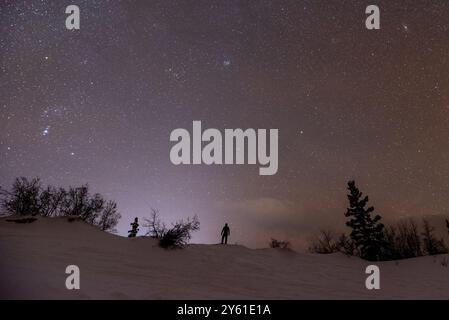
[39,186,66,217]
[308,230,339,254]
[143,208,167,238]
[144,209,200,249]
[96,201,121,233]
[0,177,41,216]
[336,233,356,256]
[159,215,200,249]
[269,238,291,249]
[422,219,448,255]
[383,219,423,260]
[0,177,121,232]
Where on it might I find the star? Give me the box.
[42,126,50,136]
[402,23,409,32]
[1,0,449,251]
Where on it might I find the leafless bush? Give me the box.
[96,201,121,233]
[159,215,200,249]
[0,177,121,232]
[144,209,200,249]
[269,238,291,249]
[383,219,423,260]
[39,186,66,217]
[336,233,357,256]
[143,208,167,238]
[422,219,448,256]
[0,177,41,216]
[308,230,339,254]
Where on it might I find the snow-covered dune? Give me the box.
[0,217,448,299]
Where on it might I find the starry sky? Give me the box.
[1,0,449,249]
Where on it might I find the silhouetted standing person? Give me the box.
[221,223,230,244]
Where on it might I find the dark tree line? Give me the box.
[310,180,448,261]
[0,177,121,232]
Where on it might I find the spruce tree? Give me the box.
[128,217,139,238]
[344,180,385,261]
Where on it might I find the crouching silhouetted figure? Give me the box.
[221,223,230,244]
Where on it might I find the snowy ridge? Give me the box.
[0,217,448,299]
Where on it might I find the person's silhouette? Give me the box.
[221,223,230,244]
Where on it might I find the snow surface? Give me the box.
[0,216,448,299]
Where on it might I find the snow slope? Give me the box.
[0,216,448,299]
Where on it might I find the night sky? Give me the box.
[1,0,449,248]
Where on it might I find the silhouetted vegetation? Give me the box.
[96,201,121,233]
[128,217,139,237]
[144,209,200,248]
[143,208,166,238]
[269,238,291,249]
[336,233,357,256]
[0,177,121,232]
[308,231,356,255]
[344,180,386,261]
[0,177,41,216]
[421,219,448,255]
[382,219,423,260]
[309,180,449,261]
[308,230,338,254]
[160,216,200,248]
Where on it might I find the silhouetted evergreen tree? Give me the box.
[128,217,139,237]
[344,180,386,261]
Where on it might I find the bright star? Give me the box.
[42,126,50,136]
